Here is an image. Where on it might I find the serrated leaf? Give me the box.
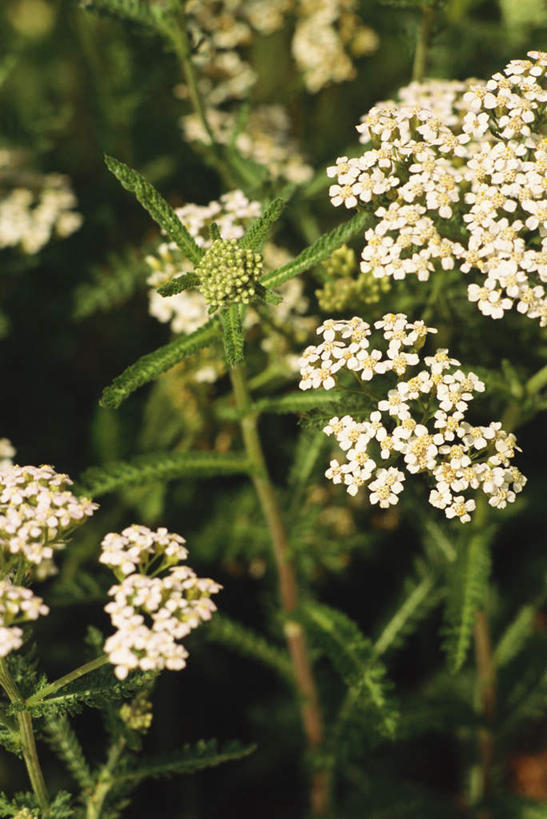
[261,210,372,289]
[205,616,292,682]
[442,532,491,673]
[221,304,245,366]
[99,320,219,409]
[301,602,398,739]
[77,451,251,497]
[156,273,201,297]
[104,155,203,266]
[240,198,285,251]
[116,739,256,784]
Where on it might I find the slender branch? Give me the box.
[85,736,126,819]
[0,659,49,812]
[25,655,109,708]
[473,609,496,812]
[412,6,435,83]
[229,363,330,816]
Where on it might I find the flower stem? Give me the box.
[25,655,109,708]
[412,6,435,83]
[229,363,330,816]
[472,608,496,815]
[85,736,126,819]
[0,659,49,812]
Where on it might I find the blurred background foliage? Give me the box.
[0,0,546,816]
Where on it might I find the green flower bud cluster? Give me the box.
[120,695,153,733]
[316,245,390,312]
[197,239,263,311]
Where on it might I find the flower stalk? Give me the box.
[229,363,330,816]
[412,6,435,83]
[0,659,49,812]
[25,654,110,709]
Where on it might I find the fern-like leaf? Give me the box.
[76,0,178,32]
[115,739,256,784]
[261,211,372,289]
[77,450,251,497]
[205,615,292,682]
[374,569,441,657]
[104,155,203,266]
[73,248,150,320]
[442,532,491,673]
[301,602,398,738]
[220,304,245,366]
[99,320,219,409]
[43,715,93,789]
[240,198,285,250]
[495,604,537,668]
[156,273,201,297]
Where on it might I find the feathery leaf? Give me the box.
[116,739,256,784]
[442,532,491,673]
[261,210,372,289]
[220,304,245,366]
[99,320,219,409]
[43,715,93,789]
[240,198,285,251]
[77,451,251,497]
[73,247,150,320]
[156,273,201,297]
[104,155,203,266]
[205,615,292,682]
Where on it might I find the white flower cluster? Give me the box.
[101,526,220,680]
[181,105,313,184]
[0,465,97,567]
[100,524,188,578]
[0,580,49,658]
[0,152,82,254]
[328,52,547,324]
[179,0,377,105]
[299,314,526,522]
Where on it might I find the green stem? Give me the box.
[412,6,435,83]
[0,659,49,812]
[229,363,330,816]
[25,655,109,708]
[85,736,126,819]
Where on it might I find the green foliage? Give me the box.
[115,739,256,784]
[76,0,180,33]
[239,198,285,251]
[261,211,373,289]
[99,320,219,409]
[156,273,200,297]
[43,716,93,790]
[495,604,537,668]
[205,615,293,683]
[104,155,203,266]
[374,567,441,657]
[77,450,251,497]
[73,248,150,320]
[301,602,398,739]
[220,304,245,366]
[442,532,492,673]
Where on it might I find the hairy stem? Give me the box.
[229,363,330,816]
[85,736,126,819]
[412,6,435,83]
[0,659,49,812]
[25,655,109,708]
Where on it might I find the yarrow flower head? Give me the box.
[101,526,221,680]
[299,313,526,522]
[0,465,97,570]
[197,238,263,311]
[0,580,48,658]
[329,52,547,326]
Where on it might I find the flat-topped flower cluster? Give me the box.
[0,465,97,569]
[328,52,547,325]
[101,525,221,680]
[299,313,526,522]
